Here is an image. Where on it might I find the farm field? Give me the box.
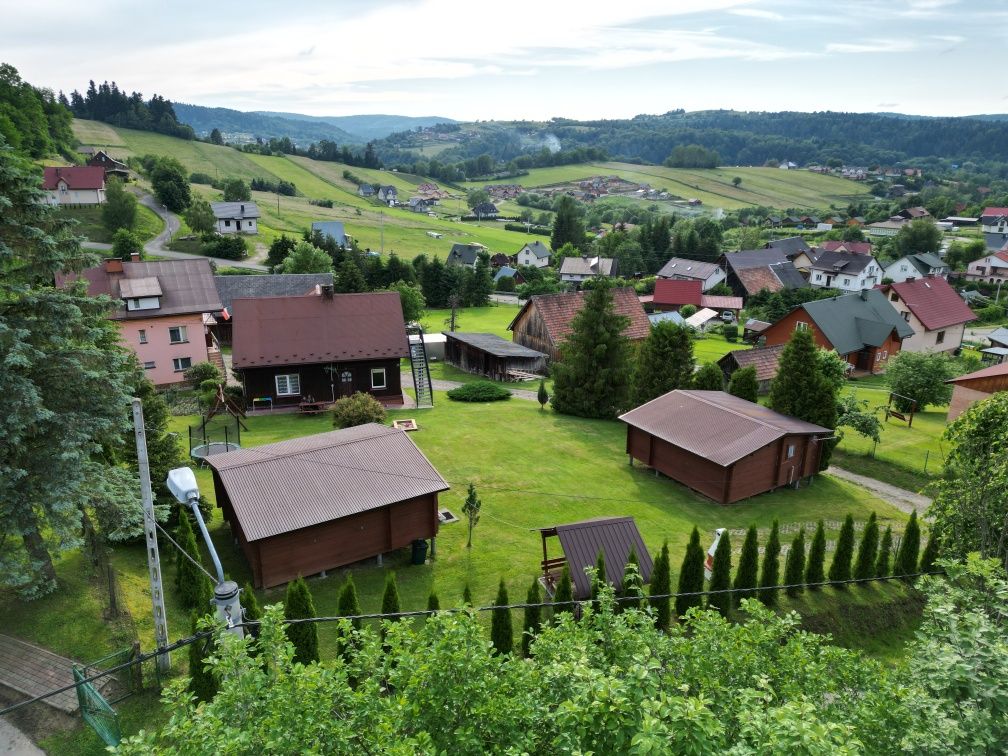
[463,163,872,211]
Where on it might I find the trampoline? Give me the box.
[190,441,241,462]
[188,413,241,465]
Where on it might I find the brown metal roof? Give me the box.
[718,344,786,382]
[507,287,650,348]
[619,390,830,467]
[231,291,409,368]
[206,424,449,542]
[119,276,162,298]
[56,258,221,320]
[540,517,653,600]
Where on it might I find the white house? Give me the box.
[809,250,883,292]
[559,256,618,284]
[655,256,726,291]
[881,278,975,354]
[966,250,1008,284]
[377,185,398,205]
[211,202,260,235]
[883,253,948,283]
[979,207,1008,233]
[865,219,905,237]
[516,240,551,268]
[42,166,106,206]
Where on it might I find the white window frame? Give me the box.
[275,373,301,396]
[172,357,192,372]
[370,367,387,390]
[786,444,796,459]
[168,325,188,344]
[795,321,809,331]
[138,329,147,344]
[143,361,155,370]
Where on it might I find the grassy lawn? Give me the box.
[59,203,163,244]
[422,303,520,337]
[694,333,748,364]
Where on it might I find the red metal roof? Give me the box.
[619,390,830,467]
[717,344,785,382]
[885,278,977,331]
[819,240,873,255]
[231,291,409,368]
[981,207,1008,218]
[508,287,650,347]
[653,279,702,308]
[700,294,743,311]
[947,361,1008,385]
[42,166,106,190]
[206,424,449,542]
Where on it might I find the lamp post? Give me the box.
[167,467,244,638]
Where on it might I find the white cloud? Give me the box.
[729,7,784,20]
[825,39,919,54]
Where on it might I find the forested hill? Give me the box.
[173,103,360,144]
[382,110,1008,172]
[255,112,457,141]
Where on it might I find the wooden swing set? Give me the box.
[884,392,917,428]
[204,383,248,431]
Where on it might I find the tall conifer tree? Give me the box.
[876,526,893,577]
[784,528,806,597]
[522,578,542,657]
[829,515,856,587]
[552,567,574,619]
[676,527,705,617]
[759,520,781,607]
[734,525,759,604]
[707,531,732,616]
[633,322,695,405]
[649,541,671,632]
[491,579,513,655]
[894,511,921,579]
[284,576,319,664]
[806,521,827,589]
[854,513,879,583]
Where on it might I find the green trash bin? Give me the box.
[411,539,428,565]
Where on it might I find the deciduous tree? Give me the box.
[102,177,137,232]
[183,197,216,236]
[388,280,425,324]
[222,177,251,202]
[463,482,481,548]
[111,228,143,261]
[886,352,954,410]
[149,155,190,212]
[280,240,332,274]
[620,548,644,612]
[188,611,218,702]
[692,362,724,391]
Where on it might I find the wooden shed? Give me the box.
[443,331,546,381]
[538,517,653,600]
[206,424,449,588]
[946,361,1008,420]
[619,390,831,504]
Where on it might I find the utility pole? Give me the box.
[132,398,170,673]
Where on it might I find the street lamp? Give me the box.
[167,467,244,638]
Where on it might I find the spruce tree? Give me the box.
[490,579,513,655]
[590,548,607,613]
[241,582,261,623]
[767,327,838,467]
[175,513,208,611]
[806,521,827,589]
[337,574,363,630]
[676,527,705,617]
[522,578,542,657]
[537,379,549,410]
[284,576,319,664]
[649,541,671,632]
[919,532,940,574]
[894,511,921,580]
[551,281,632,419]
[381,572,402,618]
[550,195,586,253]
[462,583,473,606]
[734,525,759,604]
[552,566,574,618]
[692,362,724,391]
[728,365,759,403]
[707,531,732,616]
[759,520,781,607]
[426,591,440,612]
[620,547,644,612]
[854,512,879,583]
[876,526,893,577]
[188,610,217,703]
[829,514,856,588]
[784,528,806,598]
[633,321,695,405]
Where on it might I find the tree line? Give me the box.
[0,63,74,158]
[66,78,195,140]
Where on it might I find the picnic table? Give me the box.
[299,400,328,415]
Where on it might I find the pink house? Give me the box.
[58,257,223,386]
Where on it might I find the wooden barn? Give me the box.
[206,424,449,588]
[232,289,408,407]
[507,288,650,362]
[538,517,653,600]
[443,331,546,381]
[619,390,831,504]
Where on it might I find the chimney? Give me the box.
[321,284,334,299]
[860,288,869,301]
[130,252,141,262]
[105,258,124,273]
[240,204,245,213]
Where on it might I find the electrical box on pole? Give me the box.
[132,398,171,673]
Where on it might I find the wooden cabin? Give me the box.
[443,331,546,381]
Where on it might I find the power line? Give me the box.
[154,521,217,584]
[0,568,942,718]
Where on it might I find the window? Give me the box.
[275,373,301,396]
[815,273,823,281]
[143,361,155,370]
[224,219,231,227]
[172,357,192,372]
[138,329,147,344]
[890,292,899,301]
[168,326,188,344]
[371,368,387,390]
[882,350,888,359]
[843,278,851,286]
[875,352,881,363]
[786,444,796,459]
[902,312,910,321]
[795,321,809,331]
[936,330,945,345]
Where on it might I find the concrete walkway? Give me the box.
[0,634,85,715]
[0,718,43,755]
[824,466,931,515]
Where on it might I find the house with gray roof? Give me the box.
[446,243,486,269]
[883,252,948,283]
[722,248,806,299]
[516,240,551,268]
[765,236,811,257]
[656,256,726,291]
[377,185,398,205]
[211,201,260,235]
[559,255,618,283]
[761,289,914,374]
[358,183,375,197]
[809,250,883,293]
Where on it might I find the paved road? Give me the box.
[0,718,43,755]
[824,466,931,515]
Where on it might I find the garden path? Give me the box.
[824,467,931,515]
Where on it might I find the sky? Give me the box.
[3,0,1005,120]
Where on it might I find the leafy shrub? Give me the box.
[724,324,739,342]
[332,392,387,428]
[223,384,246,410]
[974,304,1005,323]
[185,361,222,387]
[309,198,333,208]
[189,172,214,185]
[447,381,512,402]
[495,276,516,292]
[680,304,697,318]
[201,234,248,260]
[504,222,551,235]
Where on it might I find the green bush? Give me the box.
[723,324,739,342]
[447,381,512,402]
[185,361,222,387]
[495,276,516,292]
[974,304,1005,323]
[190,172,214,185]
[201,234,248,260]
[332,392,386,428]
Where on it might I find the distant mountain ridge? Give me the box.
[173,103,361,144]
[254,112,457,141]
